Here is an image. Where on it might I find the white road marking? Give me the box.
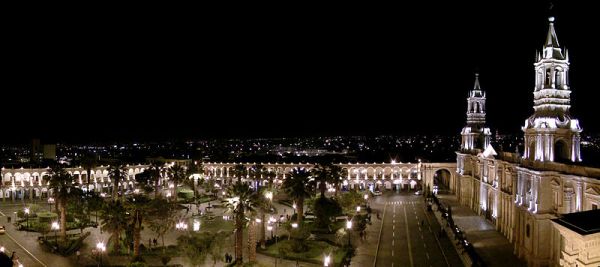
[404,206,414,267]
[5,232,48,267]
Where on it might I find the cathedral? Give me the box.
[455,17,600,267]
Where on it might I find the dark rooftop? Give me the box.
[552,209,600,235]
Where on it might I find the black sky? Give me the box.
[4,1,598,143]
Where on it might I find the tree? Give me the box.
[80,154,98,194]
[145,161,164,198]
[282,167,314,222]
[312,163,333,198]
[232,164,246,183]
[186,161,203,200]
[101,200,129,254]
[147,198,178,249]
[177,231,229,267]
[168,163,186,201]
[250,164,265,190]
[338,190,366,215]
[329,164,346,196]
[126,195,151,260]
[223,181,260,262]
[313,197,342,229]
[108,163,128,200]
[48,164,82,242]
[87,192,104,225]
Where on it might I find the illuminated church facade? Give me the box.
[455,17,600,267]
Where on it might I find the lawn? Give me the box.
[260,240,349,266]
[197,215,235,234]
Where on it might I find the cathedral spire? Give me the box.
[543,17,564,59]
[523,16,582,163]
[473,73,481,90]
[545,17,560,48]
[461,73,490,151]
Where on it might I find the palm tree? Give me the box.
[232,164,246,183]
[80,154,97,193]
[312,163,333,198]
[125,195,150,260]
[282,167,314,222]
[101,200,129,254]
[108,163,128,200]
[186,161,203,199]
[224,181,260,263]
[250,164,265,190]
[329,164,346,197]
[48,164,82,242]
[145,161,163,198]
[256,188,273,249]
[168,163,186,201]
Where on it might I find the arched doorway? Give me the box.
[529,142,536,160]
[434,169,452,192]
[554,140,570,162]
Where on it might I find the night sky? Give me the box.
[4,1,598,143]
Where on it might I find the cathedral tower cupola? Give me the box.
[523,17,582,162]
[461,73,491,151]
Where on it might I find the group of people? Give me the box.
[224,252,233,263]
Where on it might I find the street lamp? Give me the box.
[96,242,106,266]
[346,220,352,247]
[0,246,4,252]
[356,206,361,212]
[48,197,55,212]
[324,254,331,267]
[24,208,30,229]
[51,221,60,242]
[176,221,188,231]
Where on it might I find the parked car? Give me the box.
[0,225,5,234]
[414,190,423,195]
[372,190,382,196]
[304,212,316,220]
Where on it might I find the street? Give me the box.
[372,192,463,267]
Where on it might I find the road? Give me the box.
[373,192,463,267]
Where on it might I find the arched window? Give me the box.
[554,140,570,162]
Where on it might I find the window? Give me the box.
[593,204,598,210]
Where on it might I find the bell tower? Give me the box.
[522,17,582,162]
[461,73,491,151]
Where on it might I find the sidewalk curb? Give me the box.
[372,202,386,267]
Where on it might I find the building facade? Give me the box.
[455,17,600,267]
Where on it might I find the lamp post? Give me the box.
[48,197,55,212]
[24,208,30,229]
[324,254,331,267]
[51,221,59,241]
[292,202,297,216]
[96,242,106,266]
[346,220,352,247]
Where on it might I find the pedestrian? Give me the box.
[7,216,11,223]
[153,238,157,247]
[76,250,80,262]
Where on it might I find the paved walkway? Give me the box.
[435,194,525,267]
